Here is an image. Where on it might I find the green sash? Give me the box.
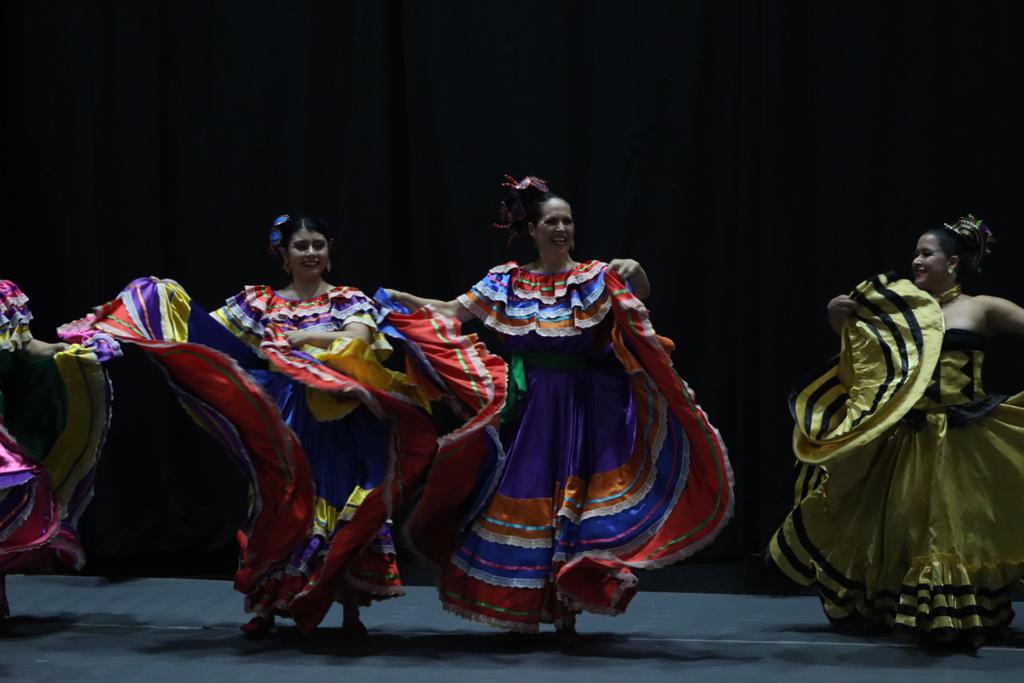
[501,351,590,422]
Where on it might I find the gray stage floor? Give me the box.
[2,576,1023,682]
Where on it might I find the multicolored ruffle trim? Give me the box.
[457,260,611,337]
[215,284,386,354]
[432,270,734,630]
[0,280,33,351]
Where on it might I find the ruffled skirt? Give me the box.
[769,393,1024,644]
[243,374,402,616]
[0,347,111,616]
[184,313,405,618]
[440,347,716,631]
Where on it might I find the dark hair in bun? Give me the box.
[268,213,334,256]
[494,175,566,239]
[924,213,994,282]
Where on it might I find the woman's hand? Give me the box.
[827,294,858,334]
[19,338,69,359]
[608,258,641,279]
[384,288,415,308]
[284,329,322,349]
[284,324,373,349]
[383,288,429,313]
[383,288,474,321]
[608,258,651,299]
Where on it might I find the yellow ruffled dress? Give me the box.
[769,274,1024,644]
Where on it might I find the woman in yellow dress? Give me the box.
[768,215,1024,646]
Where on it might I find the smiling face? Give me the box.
[912,232,959,294]
[527,197,574,253]
[284,227,330,280]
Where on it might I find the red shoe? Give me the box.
[240,614,274,638]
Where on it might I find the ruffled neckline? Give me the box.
[270,289,334,303]
[262,284,352,304]
[457,260,611,337]
[243,284,373,313]
[516,263,579,276]
[488,260,606,304]
[219,284,378,334]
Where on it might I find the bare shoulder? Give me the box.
[972,294,1022,311]
[970,294,1024,335]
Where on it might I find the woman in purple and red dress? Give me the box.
[0,280,113,621]
[388,176,735,640]
[77,215,441,638]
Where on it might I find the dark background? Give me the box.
[2,1,1023,584]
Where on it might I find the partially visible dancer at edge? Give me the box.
[67,214,500,639]
[0,280,114,623]
[386,175,734,642]
[768,215,1024,647]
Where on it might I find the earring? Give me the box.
[283,261,291,273]
[947,266,956,275]
[326,259,332,273]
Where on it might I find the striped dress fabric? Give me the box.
[0,280,113,616]
[82,277,442,628]
[770,273,1024,646]
[417,261,734,631]
[78,278,512,634]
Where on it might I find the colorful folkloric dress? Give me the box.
[213,284,432,615]
[0,280,113,617]
[75,277,442,628]
[403,260,734,631]
[768,274,1024,645]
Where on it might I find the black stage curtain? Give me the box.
[2,1,1023,577]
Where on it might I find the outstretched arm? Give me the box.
[608,259,651,299]
[981,296,1024,335]
[384,289,475,322]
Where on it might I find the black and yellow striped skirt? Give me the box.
[770,396,1024,645]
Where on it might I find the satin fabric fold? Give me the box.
[78,277,504,633]
[1,280,113,586]
[770,275,1024,645]
[406,263,733,631]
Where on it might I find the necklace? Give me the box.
[936,284,962,305]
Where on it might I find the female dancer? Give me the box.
[221,214,430,637]
[769,215,1024,646]
[388,176,734,639]
[0,280,113,621]
[76,215,440,637]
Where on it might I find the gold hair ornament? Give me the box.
[942,213,994,273]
